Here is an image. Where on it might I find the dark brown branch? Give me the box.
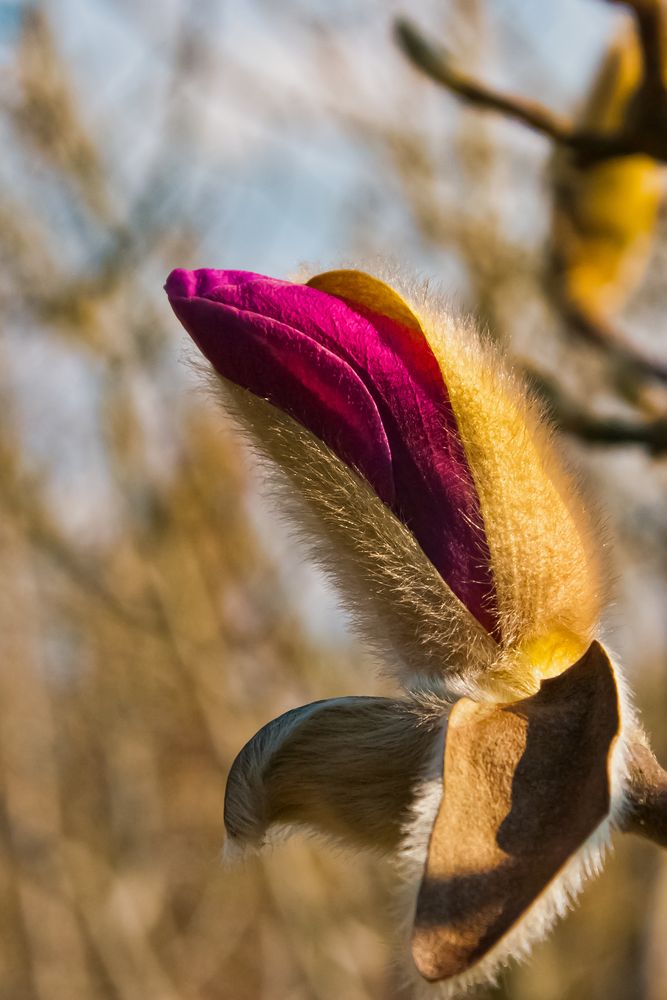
[525,368,667,453]
[564,413,667,452]
[605,0,667,105]
[620,737,667,847]
[561,299,667,386]
[395,19,576,144]
[397,12,667,386]
[394,16,667,162]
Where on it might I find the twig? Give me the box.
[394,16,667,162]
[561,299,667,386]
[396,12,667,385]
[395,19,576,144]
[526,368,667,453]
[605,0,667,105]
[567,414,667,451]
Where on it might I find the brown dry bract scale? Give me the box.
[413,642,620,980]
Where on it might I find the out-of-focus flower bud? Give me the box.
[552,25,663,321]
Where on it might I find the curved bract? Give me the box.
[165,266,630,993]
[411,641,620,988]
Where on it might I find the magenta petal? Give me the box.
[166,268,498,637]
[167,275,395,506]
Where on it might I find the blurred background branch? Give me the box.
[396,0,667,160]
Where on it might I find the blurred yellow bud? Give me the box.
[552,25,664,320]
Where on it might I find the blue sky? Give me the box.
[16,0,616,279]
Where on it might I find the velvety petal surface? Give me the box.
[165,267,497,635]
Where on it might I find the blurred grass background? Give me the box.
[1,1,667,998]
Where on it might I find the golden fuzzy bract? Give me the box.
[306,268,605,698]
[415,298,603,695]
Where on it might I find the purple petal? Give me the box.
[166,268,498,637]
[167,270,394,505]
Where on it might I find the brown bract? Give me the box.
[412,642,620,981]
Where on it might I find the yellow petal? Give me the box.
[307,269,423,333]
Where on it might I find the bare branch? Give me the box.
[394,16,667,162]
[605,0,667,104]
[561,299,667,386]
[525,368,667,453]
[395,19,576,144]
[396,12,667,389]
